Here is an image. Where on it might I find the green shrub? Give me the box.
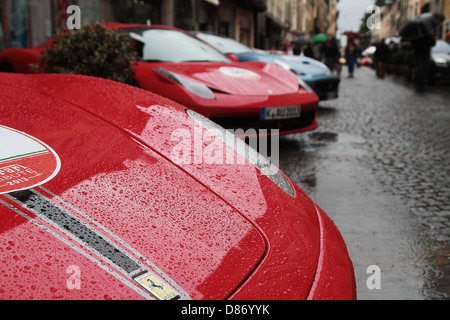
[389,50,415,67]
[35,24,136,85]
[403,50,415,67]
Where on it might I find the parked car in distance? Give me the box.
[361,55,374,67]
[430,40,450,83]
[0,24,320,136]
[192,31,341,101]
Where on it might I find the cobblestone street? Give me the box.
[278,66,450,299]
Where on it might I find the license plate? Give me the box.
[261,105,301,120]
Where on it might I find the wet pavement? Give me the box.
[278,66,450,300]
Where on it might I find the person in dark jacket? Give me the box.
[374,39,390,79]
[303,43,314,58]
[323,37,340,72]
[345,38,358,78]
[411,32,436,91]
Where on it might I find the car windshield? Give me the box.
[432,41,450,54]
[195,32,254,54]
[126,28,230,62]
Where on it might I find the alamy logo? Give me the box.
[66,5,81,30]
[170,123,280,176]
[66,265,81,290]
[366,5,381,31]
[366,265,381,290]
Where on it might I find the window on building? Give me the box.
[174,0,194,30]
[112,0,162,25]
[219,22,230,36]
[240,27,251,47]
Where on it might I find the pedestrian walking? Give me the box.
[400,13,443,91]
[335,58,342,78]
[411,31,436,91]
[312,43,323,61]
[323,36,340,73]
[374,39,390,79]
[303,43,314,58]
[345,38,358,78]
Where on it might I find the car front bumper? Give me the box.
[304,75,340,101]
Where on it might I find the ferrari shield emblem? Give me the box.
[134,272,180,300]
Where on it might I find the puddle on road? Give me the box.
[278,131,449,300]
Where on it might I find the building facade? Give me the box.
[429,0,450,39]
[377,0,449,40]
[0,0,341,50]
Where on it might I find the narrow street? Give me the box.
[278,65,450,299]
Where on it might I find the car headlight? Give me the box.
[297,77,314,94]
[273,60,313,94]
[434,58,448,67]
[186,109,295,197]
[154,68,215,100]
[274,59,306,76]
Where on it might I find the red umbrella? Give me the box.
[342,31,361,39]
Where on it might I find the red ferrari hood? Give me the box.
[0,74,266,300]
[0,73,323,300]
[147,61,300,95]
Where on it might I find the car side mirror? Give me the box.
[226,54,239,62]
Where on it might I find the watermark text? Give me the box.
[367,5,381,31]
[66,5,81,30]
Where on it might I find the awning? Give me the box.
[204,0,220,5]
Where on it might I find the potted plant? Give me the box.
[34,24,137,85]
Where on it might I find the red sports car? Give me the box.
[0,24,319,136]
[0,72,355,300]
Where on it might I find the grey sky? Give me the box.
[337,0,375,38]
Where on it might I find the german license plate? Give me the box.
[261,105,301,120]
